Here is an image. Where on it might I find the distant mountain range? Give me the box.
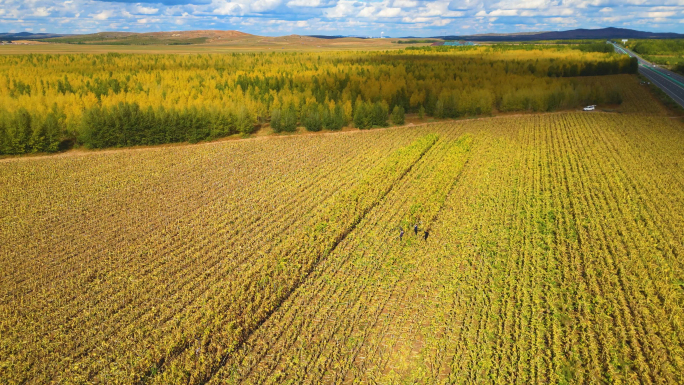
[434,27,684,41]
[306,35,347,39]
[2,27,684,44]
[0,32,68,40]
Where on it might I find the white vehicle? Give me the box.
[583,105,596,111]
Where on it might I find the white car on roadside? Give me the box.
[583,105,596,111]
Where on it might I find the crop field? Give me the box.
[0,39,402,55]
[1,108,684,383]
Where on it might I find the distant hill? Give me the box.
[8,27,684,47]
[436,27,684,41]
[33,30,388,48]
[306,35,346,39]
[40,30,254,45]
[0,32,68,41]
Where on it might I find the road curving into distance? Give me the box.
[610,41,684,109]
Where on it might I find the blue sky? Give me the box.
[2,0,684,36]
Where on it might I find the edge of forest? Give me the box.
[0,110,637,163]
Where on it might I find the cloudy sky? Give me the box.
[2,0,684,37]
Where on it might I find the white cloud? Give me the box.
[519,8,573,16]
[448,0,480,11]
[249,0,283,12]
[137,18,160,24]
[646,11,676,17]
[92,10,114,20]
[325,1,359,18]
[431,18,451,26]
[33,7,51,17]
[2,0,684,38]
[393,0,419,6]
[648,6,678,11]
[378,7,402,17]
[134,5,159,15]
[402,16,432,22]
[601,15,627,22]
[420,1,464,17]
[213,1,244,15]
[492,0,552,10]
[358,6,377,17]
[547,16,577,25]
[489,9,519,16]
[287,0,331,6]
[212,0,282,14]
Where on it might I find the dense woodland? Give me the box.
[408,42,617,54]
[624,39,684,73]
[0,47,636,154]
[626,39,684,55]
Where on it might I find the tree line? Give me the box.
[626,39,684,56]
[0,49,636,154]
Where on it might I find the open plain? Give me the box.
[2,71,684,382]
[2,20,684,384]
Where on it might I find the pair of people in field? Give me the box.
[399,224,428,241]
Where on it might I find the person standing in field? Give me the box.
[423,230,429,241]
[399,228,404,241]
[414,223,419,235]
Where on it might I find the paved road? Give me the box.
[610,42,684,109]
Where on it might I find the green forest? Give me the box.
[0,47,637,155]
[624,39,684,73]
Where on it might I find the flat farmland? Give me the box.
[0,37,403,55]
[2,111,684,383]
